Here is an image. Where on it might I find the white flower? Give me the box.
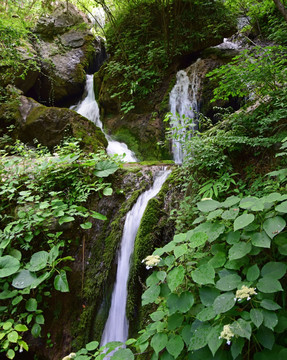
[142,255,161,269]
[62,353,76,360]
[219,324,234,345]
[235,285,257,302]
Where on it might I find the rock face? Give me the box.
[26,2,105,106]
[15,96,107,151]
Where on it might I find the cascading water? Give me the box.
[72,75,138,162]
[169,59,201,164]
[101,168,171,347]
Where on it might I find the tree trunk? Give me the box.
[273,0,287,22]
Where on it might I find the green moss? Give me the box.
[113,128,140,156]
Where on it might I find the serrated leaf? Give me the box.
[192,263,215,285]
[213,292,236,314]
[261,262,287,279]
[86,341,99,351]
[257,277,283,293]
[151,333,168,354]
[167,266,185,292]
[197,199,221,213]
[263,310,278,329]
[263,216,286,238]
[228,242,252,260]
[261,299,281,311]
[142,284,160,306]
[215,274,241,291]
[167,292,194,314]
[188,232,208,248]
[247,264,260,281]
[234,214,255,231]
[166,335,184,358]
[251,232,271,248]
[256,326,275,350]
[189,325,209,351]
[196,306,216,321]
[250,309,264,328]
[207,325,223,356]
[230,319,251,339]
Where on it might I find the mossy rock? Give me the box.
[16,96,107,151]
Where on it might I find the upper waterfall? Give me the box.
[72,75,138,162]
[169,59,201,164]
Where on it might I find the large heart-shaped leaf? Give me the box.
[94,161,118,177]
[0,256,20,278]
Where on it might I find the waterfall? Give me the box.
[72,75,138,162]
[101,168,171,347]
[169,59,201,164]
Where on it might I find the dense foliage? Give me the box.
[0,139,118,359]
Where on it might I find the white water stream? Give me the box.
[101,168,171,346]
[169,59,201,164]
[72,75,138,162]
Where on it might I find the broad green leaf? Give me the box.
[193,222,225,243]
[28,251,49,272]
[197,199,221,213]
[221,196,240,208]
[247,264,260,281]
[215,274,241,291]
[231,338,244,360]
[239,197,258,209]
[167,313,184,330]
[12,270,37,289]
[8,330,18,343]
[199,287,220,307]
[111,348,134,360]
[260,299,281,311]
[213,292,236,314]
[226,231,240,245]
[48,245,60,264]
[192,263,215,285]
[181,325,192,347]
[189,325,210,351]
[207,325,223,356]
[86,341,99,351]
[275,201,287,213]
[36,315,45,325]
[228,242,252,260]
[103,187,113,196]
[80,222,92,230]
[166,335,184,358]
[264,192,282,203]
[174,244,188,259]
[251,232,271,248]
[0,289,18,300]
[54,270,69,292]
[167,266,185,292]
[157,271,166,282]
[250,308,263,328]
[31,323,41,338]
[94,161,118,177]
[167,292,194,314]
[90,211,107,221]
[142,284,160,306]
[0,255,20,278]
[234,214,255,231]
[14,324,28,332]
[173,233,186,243]
[263,310,278,329]
[196,306,216,321]
[230,319,251,339]
[9,249,22,261]
[257,277,283,293]
[151,333,168,354]
[150,311,165,322]
[58,216,75,225]
[221,208,239,220]
[263,216,286,239]
[207,209,223,220]
[25,298,37,312]
[256,326,275,350]
[261,262,287,279]
[6,349,15,359]
[188,232,208,248]
[208,252,226,268]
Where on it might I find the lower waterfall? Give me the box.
[72,75,138,162]
[100,168,171,347]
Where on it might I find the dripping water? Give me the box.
[101,168,171,347]
[169,59,201,164]
[71,75,138,162]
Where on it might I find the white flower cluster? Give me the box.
[219,324,234,345]
[142,255,161,270]
[201,197,212,201]
[62,353,76,360]
[235,285,257,302]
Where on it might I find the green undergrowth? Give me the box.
[0,138,119,359]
